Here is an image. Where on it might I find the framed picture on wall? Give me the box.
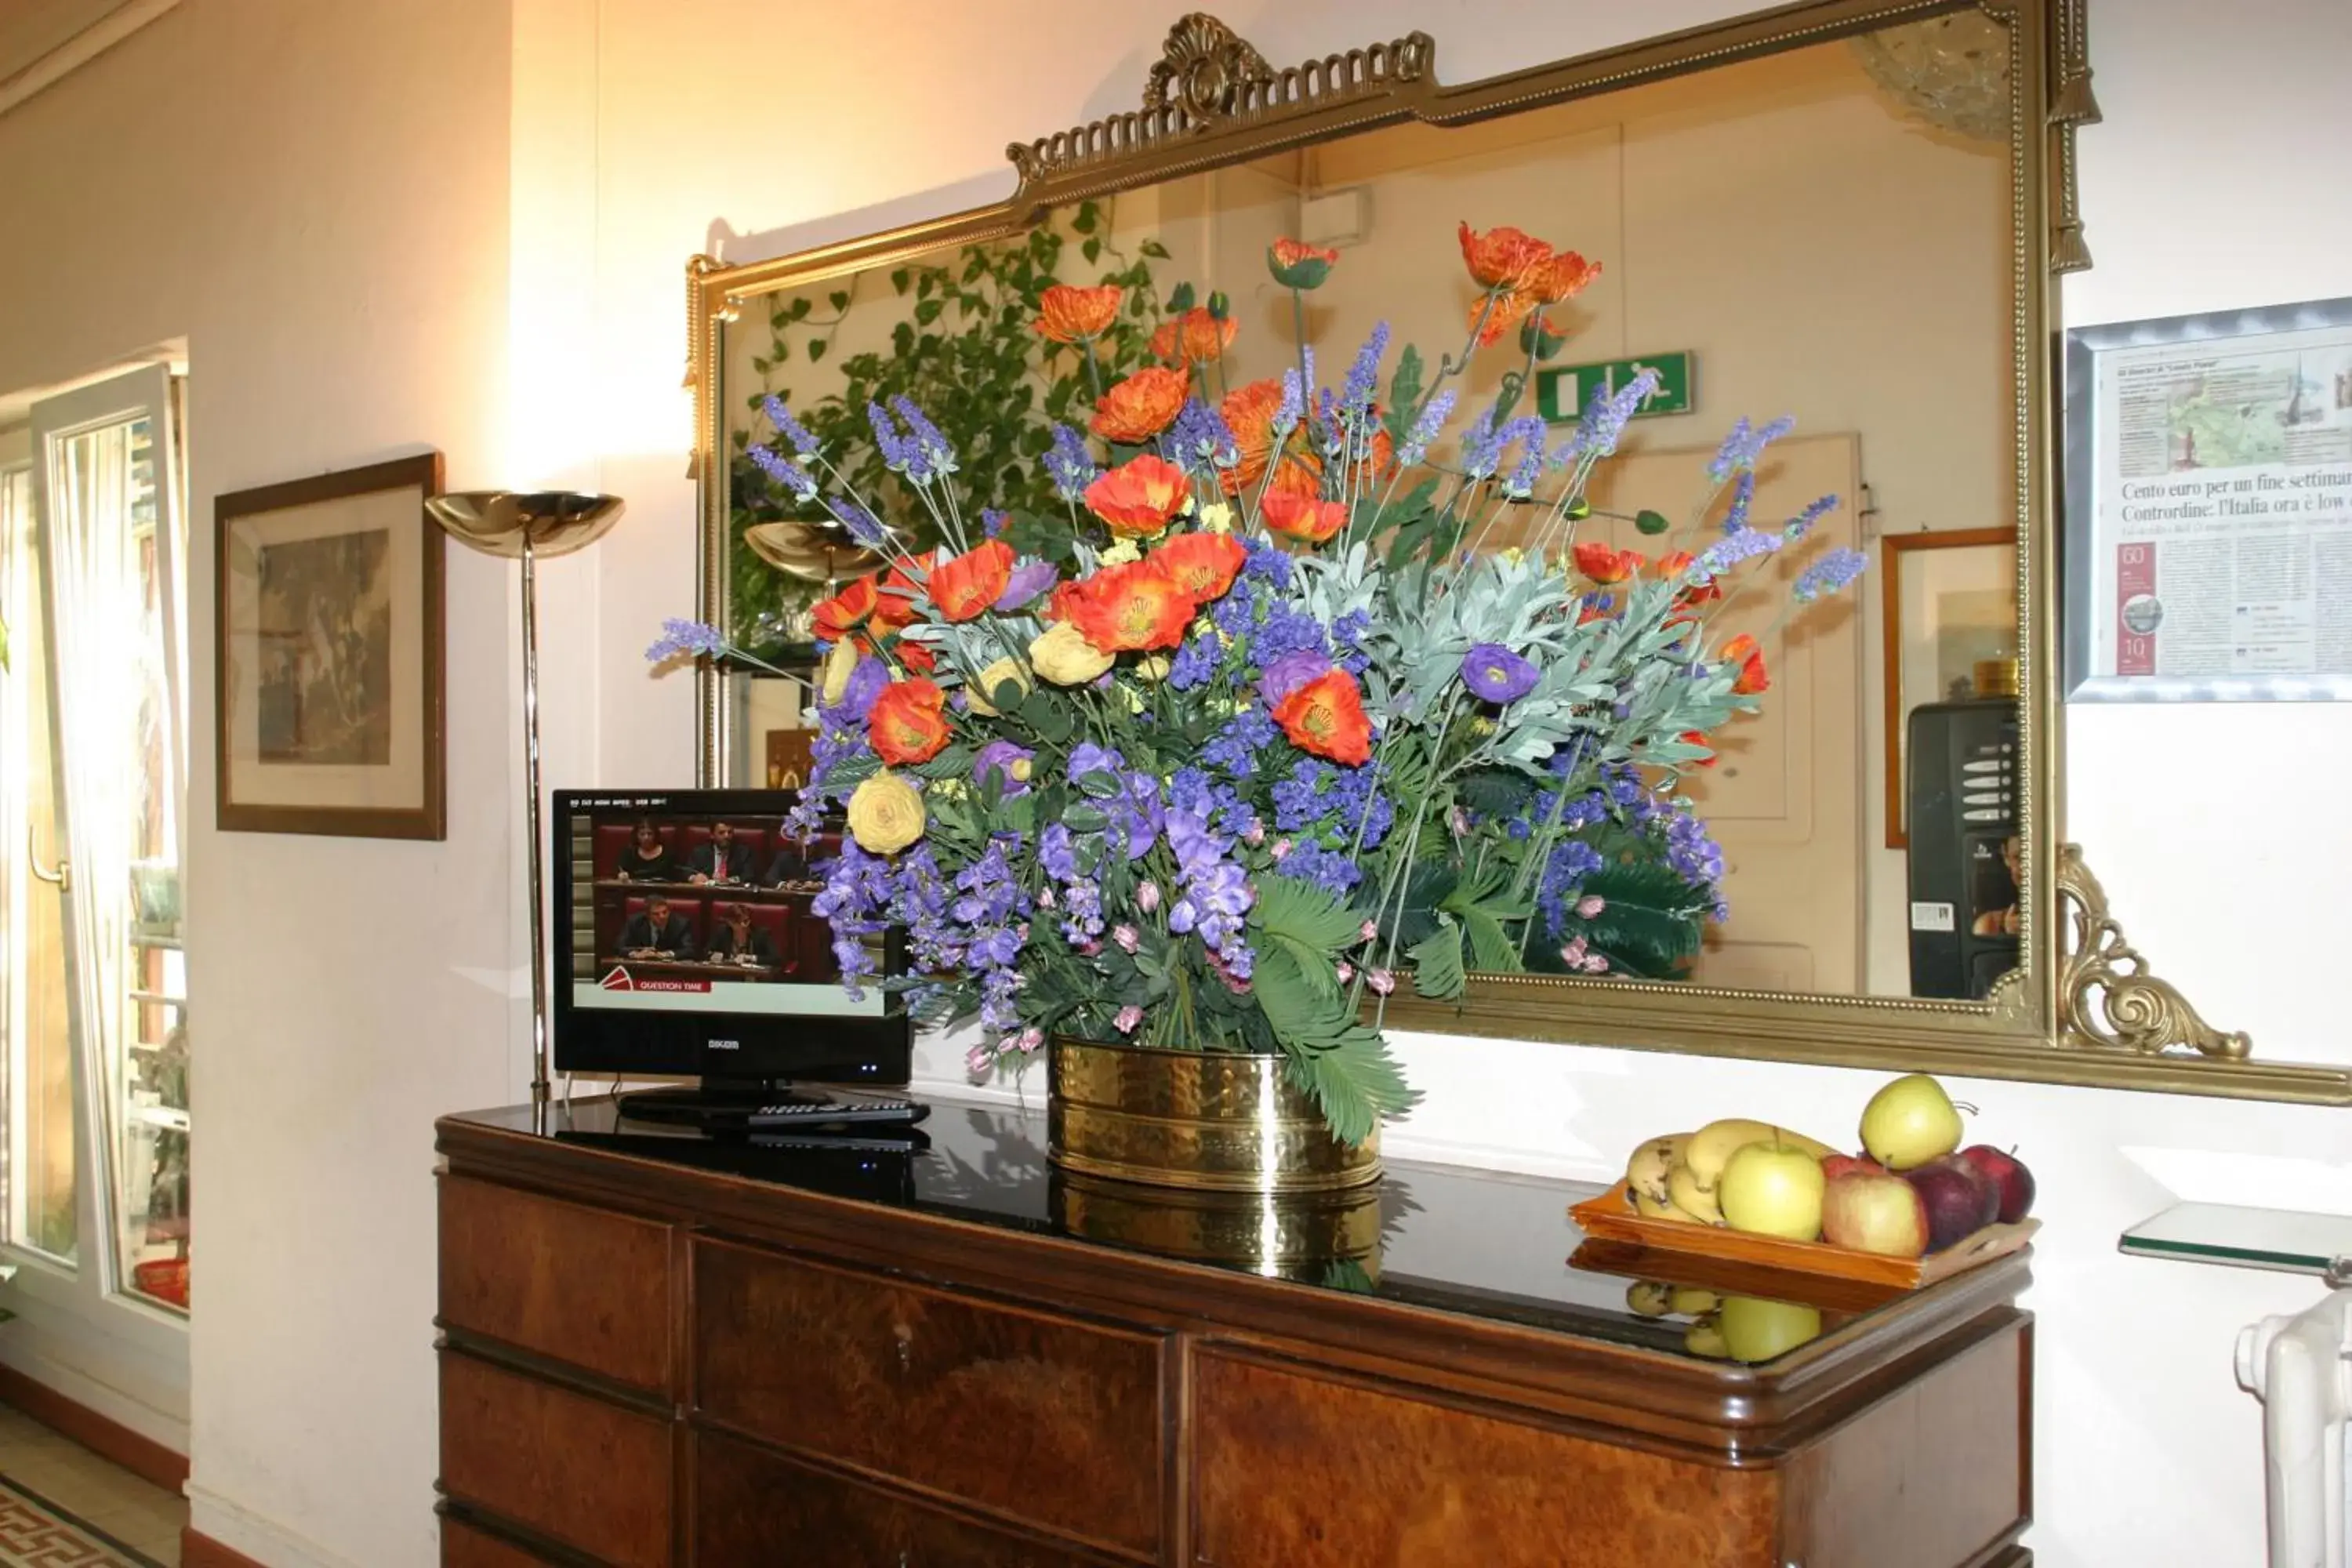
[2064,294,2352,702]
[1882,528,2017,849]
[215,452,446,839]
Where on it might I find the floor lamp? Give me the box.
[425,491,624,1105]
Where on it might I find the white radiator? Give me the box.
[2238,1274,2352,1568]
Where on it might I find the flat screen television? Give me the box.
[552,788,909,1120]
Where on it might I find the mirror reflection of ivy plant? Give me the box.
[728,199,1170,652]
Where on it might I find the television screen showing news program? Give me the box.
[565,801,886,1019]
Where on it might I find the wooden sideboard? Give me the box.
[435,1098,2033,1566]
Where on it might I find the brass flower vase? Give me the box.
[1046,1036,1381,1194]
[1049,1169,1384,1283]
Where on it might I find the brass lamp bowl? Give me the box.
[744,520,883,583]
[1047,1036,1382,1194]
[424,491,625,558]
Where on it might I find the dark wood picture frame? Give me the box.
[1881,526,2017,850]
[214,452,446,839]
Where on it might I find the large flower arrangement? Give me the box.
[655,223,1864,1145]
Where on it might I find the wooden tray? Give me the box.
[1569,1181,2038,1290]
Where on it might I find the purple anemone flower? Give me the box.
[994,557,1058,612]
[1461,643,1540,704]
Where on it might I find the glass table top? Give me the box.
[449,1094,1985,1370]
[2119,1201,2352,1279]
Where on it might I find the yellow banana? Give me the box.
[1623,1132,1693,1207]
[1668,1286,1721,1316]
[1625,1281,1675,1318]
[1683,1317,1730,1359]
[1633,1189,1697,1222]
[1667,1162,1724,1225]
[1684,1118,1837,1192]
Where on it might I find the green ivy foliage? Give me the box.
[727,200,1169,652]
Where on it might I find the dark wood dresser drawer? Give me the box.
[439,1175,673,1393]
[440,1352,674,1567]
[696,1430,1112,1566]
[441,1516,548,1566]
[693,1239,1163,1556]
[1190,1347,1779,1568]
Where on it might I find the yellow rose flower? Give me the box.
[846,771,926,855]
[818,637,858,706]
[1196,502,1234,534]
[967,655,1032,717]
[1098,538,1142,566]
[1029,621,1114,686]
[1135,653,1172,682]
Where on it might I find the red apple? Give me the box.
[1820,1170,1929,1258]
[1904,1156,1999,1252]
[1821,1153,1887,1183]
[1957,1145,2036,1225]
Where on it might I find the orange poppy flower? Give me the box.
[1261,489,1348,545]
[1572,541,1642,585]
[1577,599,1617,626]
[895,638,937,675]
[927,539,1014,623]
[1149,307,1238,367]
[1091,365,1190,444]
[1150,532,1246,601]
[1679,730,1719,767]
[1065,561,1197,653]
[1265,455,1323,503]
[873,550,935,633]
[813,575,881,641]
[1084,454,1191,538]
[1523,249,1602,305]
[1033,284,1123,344]
[1471,289,1536,348]
[1458,222,1553,291]
[867,677,951,766]
[1719,633,1769,695]
[1220,378,1286,492]
[1267,238,1340,289]
[1654,550,1696,578]
[1272,669,1374,767]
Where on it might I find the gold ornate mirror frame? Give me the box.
[685,0,2352,1105]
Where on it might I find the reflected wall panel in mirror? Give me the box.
[686,0,2352,1102]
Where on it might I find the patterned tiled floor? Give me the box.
[0,1407,182,1566]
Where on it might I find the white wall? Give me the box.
[1,2,520,1563]
[577,5,2352,1568]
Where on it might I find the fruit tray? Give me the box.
[1570,1181,2039,1290]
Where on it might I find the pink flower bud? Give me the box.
[1581,953,1610,974]
[1367,967,1396,996]
[1561,936,1587,964]
[1037,887,1058,909]
[1114,1004,1144,1035]
[1136,880,1162,912]
[1335,960,1355,983]
[1243,818,1266,845]
[1449,806,1470,837]
[1576,894,1606,919]
[1112,924,1140,953]
[1271,838,1293,860]
[1018,1026,1045,1052]
[1359,920,1379,944]
[966,1043,995,1076]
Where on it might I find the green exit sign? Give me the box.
[1537,351,1695,423]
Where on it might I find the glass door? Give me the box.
[1,365,191,1390]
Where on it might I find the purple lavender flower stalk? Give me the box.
[645,619,727,663]
[1791,546,1869,602]
[746,443,817,501]
[1043,423,1098,502]
[1396,388,1457,466]
[760,394,820,457]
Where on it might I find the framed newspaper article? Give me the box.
[2065,296,2352,702]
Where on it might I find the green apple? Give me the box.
[1718,1296,1825,1363]
[1717,1139,1826,1241]
[1858,1073,1965,1171]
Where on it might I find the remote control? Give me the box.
[745,1096,928,1132]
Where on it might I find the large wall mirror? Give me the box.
[688,0,2352,1103]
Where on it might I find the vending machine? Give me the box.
[1905,698,2020,999]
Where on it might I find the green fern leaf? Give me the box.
[1408,919,1466,999]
